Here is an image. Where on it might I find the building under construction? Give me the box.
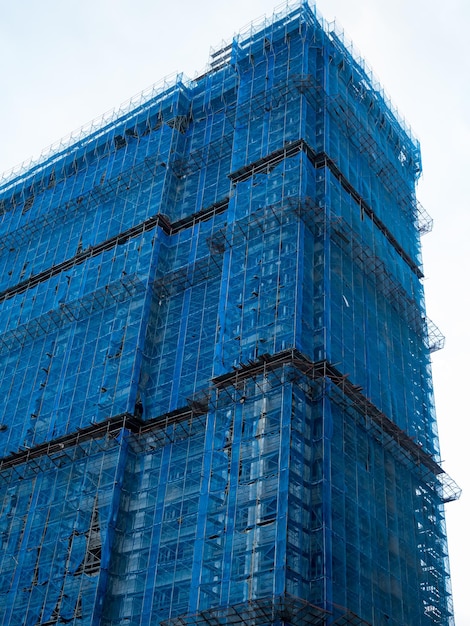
[0,2,460,625]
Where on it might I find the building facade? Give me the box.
[0,3,459,625]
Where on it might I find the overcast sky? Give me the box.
[1,1,468,622]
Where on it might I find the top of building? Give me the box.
[0,0,420,194]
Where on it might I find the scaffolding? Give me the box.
[0,2,458,626]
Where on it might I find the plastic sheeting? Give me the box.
[0,3,454,625]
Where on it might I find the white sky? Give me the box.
[1,1,468,622]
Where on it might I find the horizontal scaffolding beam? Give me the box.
[0,213,171,303]
[0,348,459,503]
[229,139,424,279]
[0,412,139,472]
[212,349,454,486]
